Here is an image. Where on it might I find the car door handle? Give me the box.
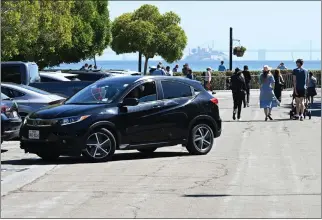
[152,105,162,109]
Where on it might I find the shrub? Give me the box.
[175,70,321,90]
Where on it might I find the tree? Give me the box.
[111,4,188,74]
[1,0,111,69]
[58,0,111,66]
[1,0,40,61]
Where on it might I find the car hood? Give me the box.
[29,103,116,119]
[48,94,65,101]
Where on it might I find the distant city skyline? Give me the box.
[96,1,321,61]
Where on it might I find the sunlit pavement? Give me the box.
[1,90,321,218]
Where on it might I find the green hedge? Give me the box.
[175,70,321,90]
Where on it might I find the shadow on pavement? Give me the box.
[1,151,190,166]
[183,193,321,197]
[223,118,291,123]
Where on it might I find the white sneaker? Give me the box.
[237,118,242,121]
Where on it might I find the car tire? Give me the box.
[137,147,157,153]
[186,123,214,155]
[36,152,60,161]
[82,128,116,162]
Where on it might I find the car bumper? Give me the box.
[20,123,89,156]
[1,119,22,141]
[214,119,222,138]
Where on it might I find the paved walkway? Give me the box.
[1,90,321,218]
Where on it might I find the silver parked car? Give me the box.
[1,83,65,120]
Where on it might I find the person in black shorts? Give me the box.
[292,59,309,121]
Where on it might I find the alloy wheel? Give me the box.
[85,132,112,159]
[192,126,213,152]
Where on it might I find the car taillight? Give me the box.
[210,98,218,104]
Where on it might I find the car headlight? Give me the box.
[23,115,29,125]
[58,115,90,126]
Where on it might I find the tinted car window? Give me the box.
[1,65,22,84]
[76,73,105,81]
[29,63,40,83]
[66,81,130,104]
[1,87,25,98]
[161,81,192,99]
[40,76,59,82]
[19,84,51,95]
[125,81,157,103]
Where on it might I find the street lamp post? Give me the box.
[229,27,233,71]
[229,27,241,71]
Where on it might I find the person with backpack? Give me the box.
[230,67,246,121]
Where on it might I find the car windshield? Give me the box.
[65,80,131,104]
[18,84,51,95]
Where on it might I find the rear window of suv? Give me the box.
[161,81,192,99]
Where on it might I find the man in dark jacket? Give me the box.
[242,65,251,107]
[230,68,247,121]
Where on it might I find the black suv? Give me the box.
[20,76,222,161]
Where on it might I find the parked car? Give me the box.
[1,62,137,98]
[20,76,222,162]
[1,82,66,120]
[39,72,80,82]
[1,93,22,143]
[105,70,141,76]
[1,62,94,97]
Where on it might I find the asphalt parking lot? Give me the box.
[1,90,321,218]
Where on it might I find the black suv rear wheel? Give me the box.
[186,123,214,155]
[82,128,116,162]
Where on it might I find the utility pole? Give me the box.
[138,52,142,73]
[229,27,233,71]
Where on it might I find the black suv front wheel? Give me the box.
[186,123,214,155]
[82,128,116,162]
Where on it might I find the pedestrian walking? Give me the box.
[277,62,287,70]
[182,63,189,76]
[149,66,157,75]
[259,65,279,121]
[230,67,246,121]
[273,69,285,102]
[172,64,179,73]
[307,71,317,105]
[204,67,212,91]
[165,66,173,76]
[218,61,227,71]
[186,69,193,79]
[292,59,309,121]
[80,63,88,70]
[151,64,166,75]
[242,65,251,107]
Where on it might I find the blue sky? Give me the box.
[98,1,321,60]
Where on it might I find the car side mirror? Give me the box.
[119,98,139,107]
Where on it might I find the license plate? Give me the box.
[28,130,39,139]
